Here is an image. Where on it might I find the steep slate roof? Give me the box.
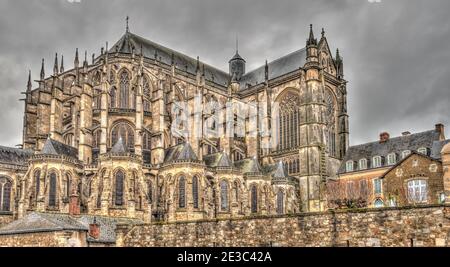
[234,156,262,174]
[164,142,198,163]
[339,130,443,174]
[204,151,232,168]
[0,212,86,235]
[110,137,128,153]
[0,146,33,166]
[111,32,231,87]
[379,151,441,179]
[239,48,307,89]
[41,138,78,158]
[110,32,308,90]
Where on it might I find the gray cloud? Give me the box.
[0,0,448,147]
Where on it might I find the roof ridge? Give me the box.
[348,129,436,149]
[128,32,230,76]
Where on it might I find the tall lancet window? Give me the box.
[250,185,258,213]
[114,170,125,206]
[178,176,186,208]
[143,76,151,112]
[0,177,12,212]
[34,170,41,198]
[111,121,135,149]
[276,190,284,215]
[110,87,117,108]
[325,90,336,157]
[192,176,199,209]
[277,92,300,151]
[48,172,57,208]
[220,180,229,211]
[119,71,130,108]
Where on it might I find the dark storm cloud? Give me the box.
[0,0,449,147]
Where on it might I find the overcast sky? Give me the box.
[0,0,449,147]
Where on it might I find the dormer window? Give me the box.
[359,159,367,170]
[372,156,382,168]
[417,147,428,155]
[402,150,411,159]
[346,161,354,172]
[387,153,396,165]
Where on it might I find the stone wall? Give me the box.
[117,205,450,247]
[0,214,14,228]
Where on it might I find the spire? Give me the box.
[264,60,269,81]
[74,48,79,68]
[336,48,341,61]
[196,56,200,72]
[126,16,129,33]
[60,55,64,73]
[321,27,325,38]
[83,50,88,69]
[40,58,45,80]
[53,53,59,75]
[307,24,317,46]
[27,70,32,92]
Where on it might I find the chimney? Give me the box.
[69,193,80,216]
[402,131,411,136]
[379,132,390,143]
[89,217,100,239]
[436,123,445,140]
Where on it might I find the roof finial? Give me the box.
[321,27,325,38]
[126,16,129,33]
[27,70,32,91]
[265,59,269,81]
[40,58,45,80]
[236,34,239,53]
[60,55,64,73]
[307,24,317,46]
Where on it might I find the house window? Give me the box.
[0,177,12,212]
[346,161,354,172]
[178,176,186,208]
[372,156,382,168]
[407,180,428,203]
[387,153,396,165]
[373,179,382,194]
[276,190,284,215]
[374,199,384,208]
[250,185,258,213]
[192,176,199,209]
[417,147,427,155]
[48,172,57,208]
[402,150,411,159]
[359,159,367,170]
[220,180,228,211]
[114,170,125,206]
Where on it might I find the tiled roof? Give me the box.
[41,138,78,158]
[431,139,450,159]
[0,212,87,235]
[339,130,443,174]
[0,146,33,166]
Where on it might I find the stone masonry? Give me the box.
[116,205,450,247]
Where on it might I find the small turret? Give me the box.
[306,24,319,66]
[229,37,246,82]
